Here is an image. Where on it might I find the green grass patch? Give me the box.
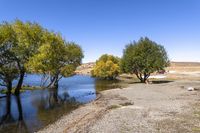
[0,86,43,94]
[192,127,200,132]
[120,102,134,106]
[22,86,42,90]
[193,111,200,121]
[0,88,25,94]
[108,105,121,110]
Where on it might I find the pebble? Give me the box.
[187,87,194,91]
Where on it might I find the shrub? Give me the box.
[91,54,120,79]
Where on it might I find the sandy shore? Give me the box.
[37,80,200,133]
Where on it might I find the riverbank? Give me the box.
[38,80,200,133]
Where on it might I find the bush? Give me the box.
[121,37,169,83]
[91,54,120,79]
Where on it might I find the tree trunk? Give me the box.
[135,72,144,83]
[135,72,150,84]
[143,73,150,84]
[142,78,148,83]
[6,85,12,116]
[6,80,12,94]
[15,94,23,121]
[139,78,146,83]
[15,70,25,95]
[46,75,59,88]
[50,76,59,88]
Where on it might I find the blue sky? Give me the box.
[0,0,200,63]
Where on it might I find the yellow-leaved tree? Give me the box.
[91,54,120,79]
[27,31,84,88]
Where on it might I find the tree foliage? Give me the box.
[12,20,44,94]
[0,22,18,92]
[27,32,84,87]
[91,54,120,79]
[121,37,169,83]
[0,20,83,92]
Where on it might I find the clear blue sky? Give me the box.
[0,0,200,63]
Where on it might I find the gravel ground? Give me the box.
[37,80,200,133]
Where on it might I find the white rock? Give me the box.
[149,75,166,79]
[187,87,194,91]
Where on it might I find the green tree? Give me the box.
[91,54,120,79]
[0,22,19,93]
[27,31,84,88]
[0,20,83,92]
[121,37,169,83]
[0,20,45,94]
[12,20,44,94]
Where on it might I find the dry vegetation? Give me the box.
[75,62,95,75]
[167,62,200,72]
[165,62,200,81]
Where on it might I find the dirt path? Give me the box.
[38,80,200,133]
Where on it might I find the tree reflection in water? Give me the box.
[0,75,99,133]
[33,86,79,126]
[0,93,28,133]
[95,79,125,91]
[0,87,79,133]
[0,93,14,125]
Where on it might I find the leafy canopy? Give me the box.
[0,20,44,91]
[12,20,44,93]
[121,37,169,83]
[27,31,84,87]
[0,20,83,90]
[12,20,44,66]
[0,22,18,88]
[91,54,120,79]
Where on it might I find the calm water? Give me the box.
[0,74,125,133]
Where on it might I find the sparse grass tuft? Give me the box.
[108,105,121,110]
[192,127,200,132]
[120,102,134,106]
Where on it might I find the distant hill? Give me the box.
[75,62,95,75]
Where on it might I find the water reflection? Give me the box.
[33,87,79,128]
[95,79,126,91]
[0,93,28,133]
[15,94,28,133]
[0,88,80,133]
[0,93,14,125]
[0,75,126,133]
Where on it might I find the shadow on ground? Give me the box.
[152,80,174,84]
